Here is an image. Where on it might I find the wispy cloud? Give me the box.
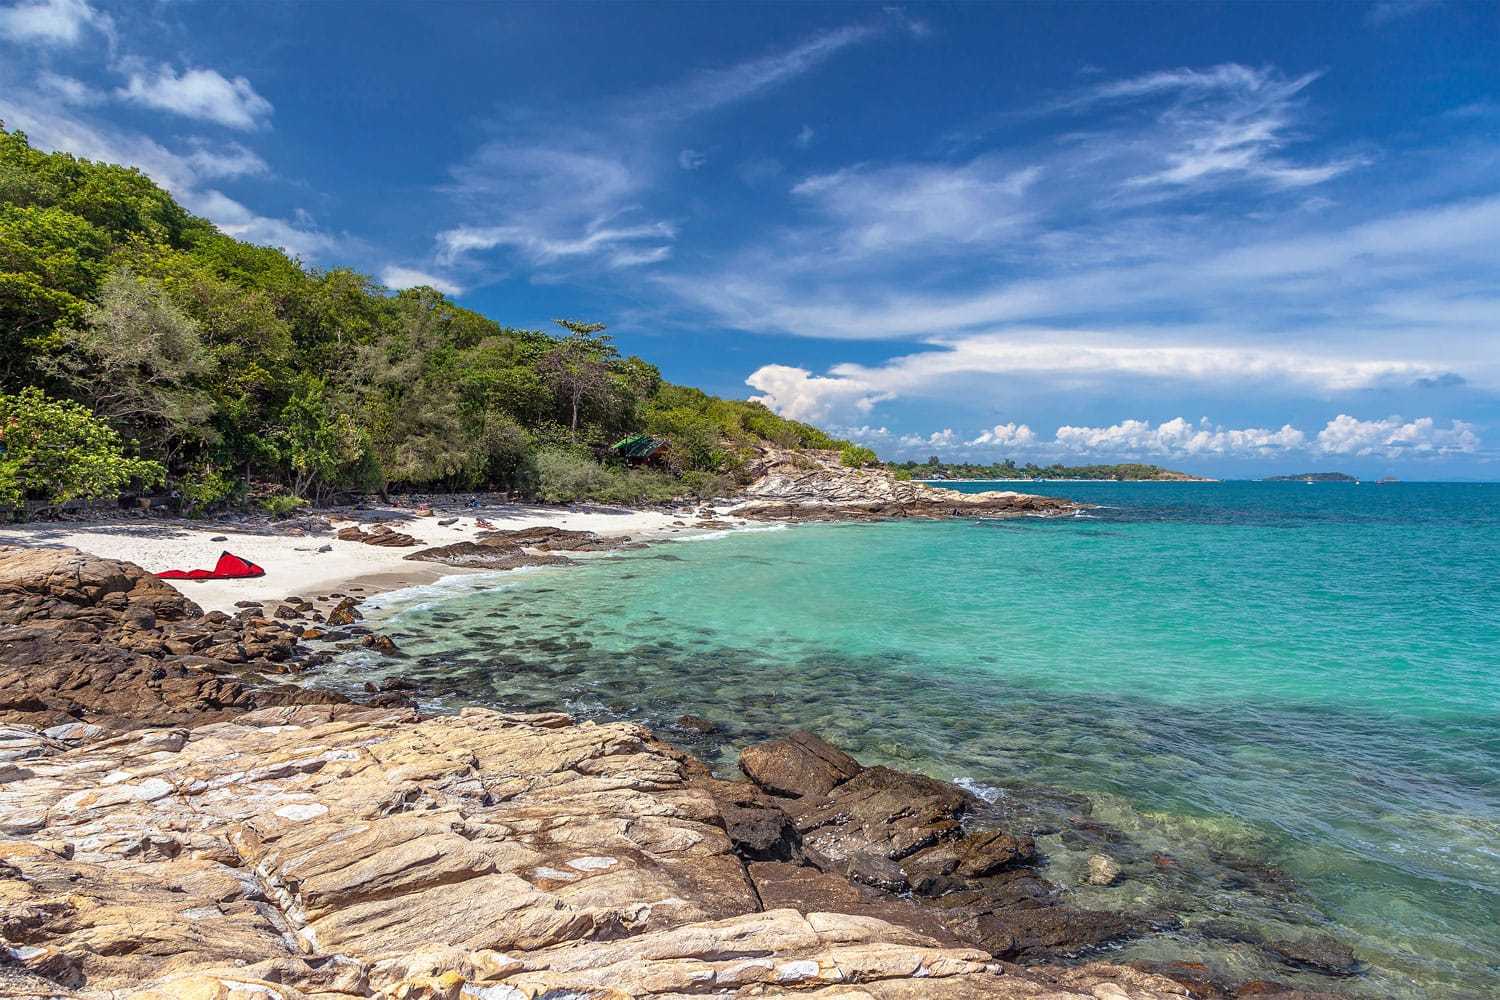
[0,0,110,48]
[430,18,899,283]
[1366,0,1439,27]
[116,65,273,130]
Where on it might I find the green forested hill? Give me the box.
[0,125,842,513]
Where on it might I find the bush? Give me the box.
[533,447,614,503]
[258,494,309,518]
[0,386,164,511]
[839,445,879,468]
[179,463,238,514]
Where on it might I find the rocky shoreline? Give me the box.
[729,450,1085,523]
[0,545,1366,999]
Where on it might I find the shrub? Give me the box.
[0,386,164,511]
[258,494,309,518]
[839,445,879,468]
[533,447,614,503]
[179,463,237,514]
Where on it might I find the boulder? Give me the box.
[739,728,863,798]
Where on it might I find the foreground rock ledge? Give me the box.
[1,703,1198,1000]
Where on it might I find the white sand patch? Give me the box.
[0,501,746,613]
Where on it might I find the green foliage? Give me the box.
[258,494,310,518]
[179,463,238,514]
[0,123,850,512]
[840,445,879,468]
[0,386,164,509]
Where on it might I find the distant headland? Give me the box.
[1264,472,1359,483]
[899,459,1213,482]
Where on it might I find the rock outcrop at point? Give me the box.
[732,448,1082,522]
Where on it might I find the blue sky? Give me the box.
[2,0,1497,477]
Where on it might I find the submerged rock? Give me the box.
[1087,852,1123,886]
[403,541,574,570]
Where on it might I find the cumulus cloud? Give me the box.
[969,422,1037,447]
[0,0,109,47]
[1315,415,1480,457]
[858,415,1481,463]
[379,266,463,296]
[1053,417,1306,456]
[116,65,273,130]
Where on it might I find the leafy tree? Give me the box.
[272,374,365,499]
[539,319,617,437]
[42,268,216,464]
[0,387,164,510]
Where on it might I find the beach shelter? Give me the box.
[157,551,266,581]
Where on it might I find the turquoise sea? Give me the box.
[332,482,1500,999]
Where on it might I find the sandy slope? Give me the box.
[0,501,721,613]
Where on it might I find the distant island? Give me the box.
[1264,472,1358,483]
[895,459,1211,481]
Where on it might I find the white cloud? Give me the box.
[185,189,332,259]
[0,0,109,47]
[678,148,707,170]
[1053,417,1306,457]
[1315,415,1480,457]
[632,21,883,122]
[184,141,269,179]
[969,422,1037,447]
[1068,64,1360,191]
[379,266,463,296]
[743,333,1449,425]
[792,158,1041,254]
[437,145,674,271]
[35,70,101,105]
[900,427,957,448]
[117,66,273,130]
[746,363,883,423]
[794,124,815,148]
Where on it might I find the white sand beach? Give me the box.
[0,502,730,613]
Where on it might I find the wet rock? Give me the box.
[326,597,363,626]
[361,633,401,656]
[846,851,910,893]
[1264,934,1360,977]
[403,542,573,570]
[739,728,863,798]
[958,828,1038,876]
[676,713,719,733]
[1087,852,1123,886]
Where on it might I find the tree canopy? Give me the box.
[0,123,845,514]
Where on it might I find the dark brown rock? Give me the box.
[739,728,863,798]
[403,542,573,570]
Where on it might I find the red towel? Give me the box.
[157,551,266,580]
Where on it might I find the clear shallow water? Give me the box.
[330,482,1500,998]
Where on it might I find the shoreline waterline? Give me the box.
[323,481,1500,1000]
